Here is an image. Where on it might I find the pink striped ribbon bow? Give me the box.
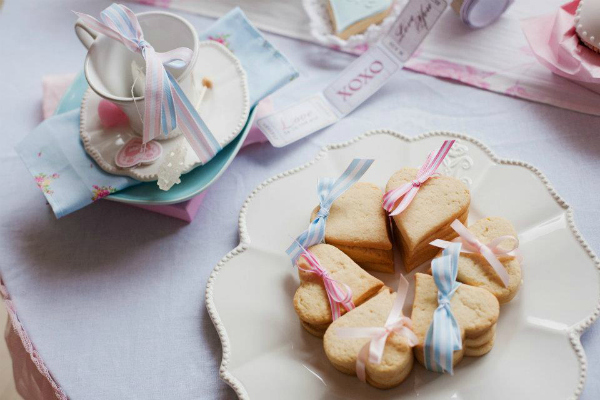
[74,4,221,162]
[430,219,522,287]
[298,249,355,321]
[335,275,418,383]
[383,140,455,216]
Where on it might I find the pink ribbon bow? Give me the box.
[383,140,455,216]
[297,250,355,321]
[430,219,522,287]
[335,275,418,383]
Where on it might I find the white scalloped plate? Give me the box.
[80,40,249,182]
[206,131,600,399]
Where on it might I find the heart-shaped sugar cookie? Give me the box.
[323,289,414,389]
[328,0,393,39]
[115,138,162,168]
[411,273,499,368]
[436,217,522,304]
[293,244,384,337]
[312,182,394,273]
[386,168,470,271]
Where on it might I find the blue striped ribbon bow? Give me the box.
[75,4,221,163]
[286,158,374,264]
[424,242,463,374]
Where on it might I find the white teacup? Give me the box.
[75,11,200,135]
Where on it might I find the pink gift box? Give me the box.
[42,74,272,222]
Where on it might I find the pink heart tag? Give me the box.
[115,138,163,168]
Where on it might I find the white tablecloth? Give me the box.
[1,1,599,399]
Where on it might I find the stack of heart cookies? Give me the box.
[324,287,415,389]
[311,182,394,273]
[293,244,385,337]
[385,167,470,272]
[442,216,522,304]
[411,272,500,366]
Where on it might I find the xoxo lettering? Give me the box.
[336,61,385,101]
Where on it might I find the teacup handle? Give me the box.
[74,19,98,49]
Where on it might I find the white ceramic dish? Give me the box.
[80,40,249,182]
[206,130,600,399]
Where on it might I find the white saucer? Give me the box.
[80,40,250,182]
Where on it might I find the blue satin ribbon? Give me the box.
[286,158,373,264]
[424,242,463,374]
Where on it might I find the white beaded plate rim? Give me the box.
[205,129,600,400]
[80,40,250,182]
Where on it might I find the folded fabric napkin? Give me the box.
[16,7,298,218]
[40,75,273,222]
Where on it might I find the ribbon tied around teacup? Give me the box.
[286,158,374,264]
[335,275,418,383]
[424,242,463,374]
[297,247,355,321]
[74,4,221,163]
[430,219,521,288]
[382,140,455,216]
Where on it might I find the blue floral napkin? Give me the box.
[16,8,298,218]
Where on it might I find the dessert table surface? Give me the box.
[1,0,599,399]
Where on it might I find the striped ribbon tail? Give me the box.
[74,3,221,163]
[167,71,221,162]
[286,158,374,264]
[297,249,354,321]
[424,242,463,374]
[382,140,455,216]
[429,219,517,288]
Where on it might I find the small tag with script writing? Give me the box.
[256,94,339,147]
[258,0,447,147]
[382,0,447,62]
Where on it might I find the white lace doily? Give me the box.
[302,0,405,52]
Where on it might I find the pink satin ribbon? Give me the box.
[430,219,522,287]
[335,275,418,383]
[297,249,355,321]
[382,140,455,216]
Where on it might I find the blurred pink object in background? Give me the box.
[98,100,129,129]
[41,74,76,119]
[522,0,600,84]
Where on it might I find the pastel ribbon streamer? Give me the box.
[74,4,221,162]
[335,275,418,383]
[424,242,463,374]
[286,158,374,264]
[382,140,455,216]
[297,247,355,321]
[430,219,521,288]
